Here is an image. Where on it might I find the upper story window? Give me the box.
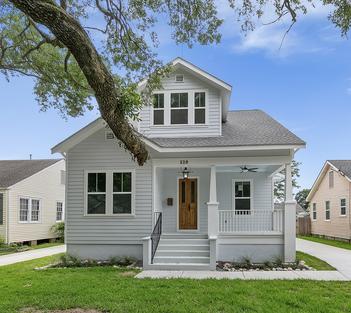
[171,93,188,124]
[312,203,317,220]
[194,92,206,124]
[340,198,347,216]
[329,171,334,188]
[325,201,331,220]
[153,94,164,125]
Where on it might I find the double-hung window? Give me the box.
[233,181,252,214]
[340,199,347,216]
[113,172,132,214]
[19,197,40,222]
[325,201,331,220]
[56,202,63,221]
[312,203,317,220]
[170,93,188,124]
[194,92,206,124]
[86,171,134,215]
[153,94,164,125]
[87,173,106,214]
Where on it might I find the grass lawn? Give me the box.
[0,255,350,313]
[0,242,63,256]
[299,235,351,251]
[296,251,335,270]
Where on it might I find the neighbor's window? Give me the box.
[194,92,206,124]
[340,199,347,216]
[113,172,132,214]
[312,203,317,220]
[87,172,106,214]
[31,199,40,222]
[325,201,331,220]
[171,93,188,124]
[0,193,3,225]
[153,93,164,125]
[56,202,63,221]
[19,198,29,222]
[234,181,251,214]
[329,171,334,188]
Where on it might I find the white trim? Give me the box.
[176,176,200,232]
[56,201,64,222]
[18,196,42,224]
[340,198,347,217]
[232,179,254,211]
[312,203,317,221]
[83,169,136,217]
[325,200,331,221]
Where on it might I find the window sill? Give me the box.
[84,214,136,218]
[18,221,41,224]
[324,220,331,222]
[339,215,347,217]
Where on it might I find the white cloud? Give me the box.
[347,87,351,95]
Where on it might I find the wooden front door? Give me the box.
[179,178,198,230]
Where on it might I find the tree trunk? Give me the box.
[10,0,149,166]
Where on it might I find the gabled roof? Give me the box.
[52,110,305,154]
[147,110,305,149]
[306,160,351,202]
[0,159,62,188]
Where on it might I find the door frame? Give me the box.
[176,176,200,232]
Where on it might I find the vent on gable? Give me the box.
[105,131,115,140]
[175,74,184,82]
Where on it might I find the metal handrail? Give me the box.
[151,212,162,264]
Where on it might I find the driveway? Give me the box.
[297,238,351,279]
[0,245,66,267]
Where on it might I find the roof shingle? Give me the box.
[148,110,305,148]
[328,160,351,180]
[0,159,61,188]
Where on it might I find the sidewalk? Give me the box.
[0,245,66,266]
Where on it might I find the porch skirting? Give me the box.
[67,244,143,261]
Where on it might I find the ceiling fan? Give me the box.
[240,166,258,173]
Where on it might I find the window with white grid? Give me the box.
[56,202,63,221]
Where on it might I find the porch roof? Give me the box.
[146,110,305,149]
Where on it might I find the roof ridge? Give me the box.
[0,158,62,162]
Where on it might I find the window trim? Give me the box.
[232,179,254,212]
[152,93,165,126]
[170,92,189,125]
[112,171,134,215]
[194,91,207,125]
[340,198,347,217]
[84,169,135,217]
[312,203,317,221]
[56,201,64,222]
[325,200,331,221]
[18,196,41,224]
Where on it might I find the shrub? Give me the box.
[51,222,65,242]
[0,236,5,247]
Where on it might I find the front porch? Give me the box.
[143,156,296,270]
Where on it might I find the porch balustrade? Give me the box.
[218,208,284,233]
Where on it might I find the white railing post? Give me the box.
[284,162,296,263]
[142,236,151,269]
[207,165,219,237]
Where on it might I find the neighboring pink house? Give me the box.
[307,160,351,241]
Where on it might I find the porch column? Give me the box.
[284,162,296,263]
[207,165,219,237]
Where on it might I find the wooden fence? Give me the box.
[296,215,311,236]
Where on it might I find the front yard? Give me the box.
[0,255,350,313]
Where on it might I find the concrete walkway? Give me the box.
[297,238,351,280]
[0,245,66,267]
[136,270,348,280]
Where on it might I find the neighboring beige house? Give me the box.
[307,160,351,241]
[0,159,65,244]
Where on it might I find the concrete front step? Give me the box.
[153,256,210,264]
[155,250,210,257]
[161,233,208,239]
[157,244,210,251]
[146,263,213,271]
[159,238,209,245]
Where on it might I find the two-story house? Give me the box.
[307,160,351,241]
[52,58,305,270]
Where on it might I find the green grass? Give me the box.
[0,255,351,313]
[296,251,335,270]
[299,235,351,250]
[0,242,63,256]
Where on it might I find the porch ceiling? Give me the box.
[215,165,281,175]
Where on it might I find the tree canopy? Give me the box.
[295,188,311,211]
[0,0,350,164]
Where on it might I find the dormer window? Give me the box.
[194,92,206,124]
[175,74,184,82]
[153,93,164,125]
[171,93,188,124]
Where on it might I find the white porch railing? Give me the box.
[219,209,284,233]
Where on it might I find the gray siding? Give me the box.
[66,128,152,245]
[138,69,221,138]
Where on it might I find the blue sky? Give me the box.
[0,3,350,190]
